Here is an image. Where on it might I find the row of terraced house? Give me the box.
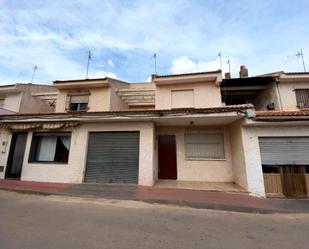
[1,66,309,198]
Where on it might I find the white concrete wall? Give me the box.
[228,120,248,189]
[241,124,309,197]
[279,81,309,111]
[0,122,155,186]
[156,126,233,182]
[155,82,222,110]
[0,129,13,179]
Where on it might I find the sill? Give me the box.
[28,161,69,165]
[66,110,88,113]
[185,158,226,161]
[171,107,195,110]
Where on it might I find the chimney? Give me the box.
[225,72,231,79]
[239,65,248,78]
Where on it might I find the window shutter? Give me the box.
[70,95,89,103]
[185,133,225,159]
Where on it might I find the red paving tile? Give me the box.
[0,180,270,209]
[0,180,308,213]
[136,186,273,209]
[0,180,70,193]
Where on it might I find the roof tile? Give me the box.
[255,110,309,117]
[154,70,221,79]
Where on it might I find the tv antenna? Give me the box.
[151,53,157,74]
[227,59,231,74]
[86,50,92,79]
[217,52,222,71]
[295,49,306,72]
[31,66,38,83]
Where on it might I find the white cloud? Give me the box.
[170,56,221,74]
[170,56,243,78]
[0,0,308,83]
[93,70,117,79]
[107,59,114,67]
[145,76,152,82]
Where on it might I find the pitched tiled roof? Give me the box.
[255,110,309,117]
[285,72,309,75]
[53,78,108,83]
[153,70,221,78]
[0,104,253,119]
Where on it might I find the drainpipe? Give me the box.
[275,77,283,110]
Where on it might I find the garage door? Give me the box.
[85,132,139,183]
[259,137,309,165]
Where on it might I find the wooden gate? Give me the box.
[263,173,283,195]
[264,166,308,198]
[282,166,307,198]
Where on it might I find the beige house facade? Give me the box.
[222,71,309,197]
[1,69,309,198]
[0,83,57,114]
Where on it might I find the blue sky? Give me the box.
[0,0,308,84]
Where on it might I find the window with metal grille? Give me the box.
[295,89,309,108]
[67,95,89,112]
[185,133,225,160]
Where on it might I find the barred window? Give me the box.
[295,89,309,108]
[185,133,225,160]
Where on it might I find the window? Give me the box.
[171,89,194,108]
[185,133,225,160]
[68,95,89,112]
[29,132,71,163]
[0,98,4,108]
[295,89,309,108]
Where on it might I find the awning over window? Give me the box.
[0,121,79,131]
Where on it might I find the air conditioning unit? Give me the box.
[266,103,275,110]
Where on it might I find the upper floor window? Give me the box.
[171,89,194,109]
[0,98,4,108]
[295,89,309,108]
[67,94,89,112]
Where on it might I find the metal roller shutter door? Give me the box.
[85,132,139,183]
[259,137,309,165]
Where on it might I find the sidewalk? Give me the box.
[0,179,308,213]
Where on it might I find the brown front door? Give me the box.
[5,132,28,180]
[282,166,307,198]
[158,135,177,179]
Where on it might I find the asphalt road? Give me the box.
[0,191,308,249]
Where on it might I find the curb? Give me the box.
[0,186,297,214]
[138,199,290,214]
